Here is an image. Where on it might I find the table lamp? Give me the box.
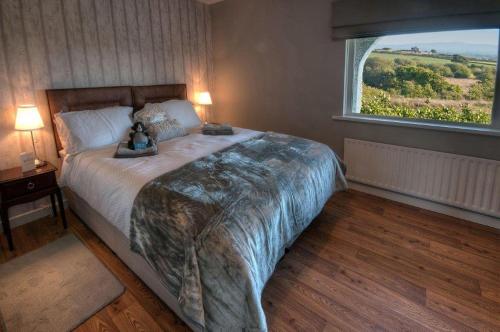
[15,105,46,167]
[196,91,213,123]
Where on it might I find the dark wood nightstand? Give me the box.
[0,162,66,251]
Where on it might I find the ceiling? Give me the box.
[197,0,224,4]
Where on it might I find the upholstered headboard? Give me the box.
[132,84,188,111]
[46,84,187,155]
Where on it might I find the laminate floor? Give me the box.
[1,190,499,331]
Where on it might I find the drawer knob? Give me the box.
[27,181,35,190]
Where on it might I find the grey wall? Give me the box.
[0,0,213,171]
[211,0,500,161]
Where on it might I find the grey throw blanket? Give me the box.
[130,132,347,331]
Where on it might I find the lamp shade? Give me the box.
[15,105,44,131]
[196,91,212,105]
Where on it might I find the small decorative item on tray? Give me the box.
[128,122,153,150]
[114,122,158,158]
[202,123,234,136]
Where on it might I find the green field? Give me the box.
[371,52,451,65]
[469,60,497,67]
[362,51,496,125]
[371,51,497,67]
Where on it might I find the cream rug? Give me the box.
[0,234,124,331]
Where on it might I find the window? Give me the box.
[344,29,500,130]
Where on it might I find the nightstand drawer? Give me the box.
[1,172,56,200]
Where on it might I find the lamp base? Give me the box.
[35,159,47,168]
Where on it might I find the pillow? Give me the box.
[148,119,187,143]
[134,103,169,125]
[135,100,202,129]
[162,100,202,129]
[55,106,133,154]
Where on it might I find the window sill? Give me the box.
[332,115,500,137]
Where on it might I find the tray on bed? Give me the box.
[114,142,158,158]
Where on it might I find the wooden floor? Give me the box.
[1,190,499,331]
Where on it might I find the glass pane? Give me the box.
[360,29,498,125]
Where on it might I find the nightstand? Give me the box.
[0,162,66,251]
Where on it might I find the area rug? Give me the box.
[0,234,124,331]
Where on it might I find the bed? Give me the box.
[46,84,347,331]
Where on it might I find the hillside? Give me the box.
[361,51,497,124]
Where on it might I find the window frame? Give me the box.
[341,30,500,133]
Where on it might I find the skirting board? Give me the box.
[348,181,500,230]
[0,199,68,233]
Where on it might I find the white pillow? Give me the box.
[163,100,202,129]
[55,106,133,154]
[136,100,201,129]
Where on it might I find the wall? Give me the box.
[0,0,212,219]
[210,0,500,161]
[0,0,213,171]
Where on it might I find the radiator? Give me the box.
[344,139,500,218]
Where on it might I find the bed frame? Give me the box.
[45,84,199,331]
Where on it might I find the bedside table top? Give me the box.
[0,162,57,184]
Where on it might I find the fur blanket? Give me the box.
[130,132,347,330]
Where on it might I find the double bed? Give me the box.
[46,84,347,331]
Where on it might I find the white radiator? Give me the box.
[344,139,500,219]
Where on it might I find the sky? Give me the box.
[378,29,499,46]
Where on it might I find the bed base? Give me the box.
[64,188,200,332]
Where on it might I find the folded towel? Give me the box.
[202,123,234,135]
[202,130,234,136]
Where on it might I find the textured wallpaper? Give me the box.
[0,0,213,170]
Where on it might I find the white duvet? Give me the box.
[60,128,262,237]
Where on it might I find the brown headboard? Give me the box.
[46,84,187,155]
[132,84,188,111]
